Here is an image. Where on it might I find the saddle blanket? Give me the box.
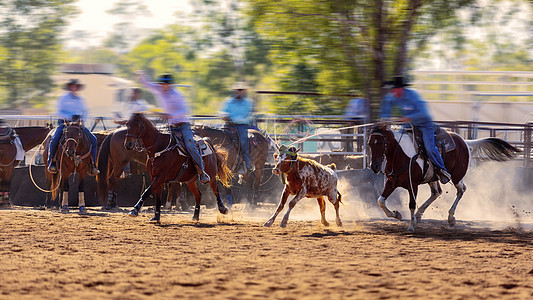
[176,139,213,157]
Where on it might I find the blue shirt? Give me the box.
[55,92,89,123]
[380,88,433,126]
[220,96,254,124]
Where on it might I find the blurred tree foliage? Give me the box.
[246,0,487,118]
[0,0,78,108]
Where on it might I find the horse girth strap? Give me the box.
[385,153,419,182]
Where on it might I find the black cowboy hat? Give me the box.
[156,73,174,84]
[382,76,411,89]
[64,79,84,90]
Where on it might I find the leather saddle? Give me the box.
[169,132,212,158]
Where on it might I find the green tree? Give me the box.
[104,0,152,53]
[247,0,483,117]
[0,0,78,108]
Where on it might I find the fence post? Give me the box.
[525,123,532,168]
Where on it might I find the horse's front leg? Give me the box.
[209,178,228,215]
[407,185,419,233]
[129,184,153,217]
[377,180,402,220]
[78,177,87,214]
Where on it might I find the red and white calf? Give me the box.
[264,146,342,228]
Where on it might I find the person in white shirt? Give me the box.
[114,87,149,125]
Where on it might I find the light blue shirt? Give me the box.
[139,74,190,124]
[55,92,89,123]
[220,96,254,124]
[380,88,433,126]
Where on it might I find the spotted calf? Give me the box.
[264,146,342,228]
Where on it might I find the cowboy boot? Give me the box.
[195,165,210,184]
[88,161,100,176]
[438,169,451,184]
[48,160,58,174]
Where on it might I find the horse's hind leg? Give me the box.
[187,181,202,221]
[317,196,329,226]
[448,180,467,226]
[209,179,228,215]
[415,181,442,223]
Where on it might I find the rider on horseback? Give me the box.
[47,79,100,176]
[137,71,210,184]
[380,76,452,184]
[220,81,255,173]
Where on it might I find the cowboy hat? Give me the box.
[156,73,175,84]
[382,76,411,89]
[231,81,250,90]
[64,79,84,90]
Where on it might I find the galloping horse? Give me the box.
[43,120,93,213]
[0,126,51,205]
[368,122,521,232]
[124,113,231,222]
[193,125,269,205]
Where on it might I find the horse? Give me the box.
[96,128,148,209]
[193,125,269,206]
[124,113,231,222]
[368,122,521,232]
[0,126,51,205]
[43,120,94,213]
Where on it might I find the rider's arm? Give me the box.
[401,90,432,123]
[137,72,161,96]
[219,98,232,121]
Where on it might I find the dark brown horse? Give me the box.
[368,123,521,232]
[0,126,50,205]
[124,113,231,222]
[193,125,269,205]
[43,120,93,213]
[96,128,148,209]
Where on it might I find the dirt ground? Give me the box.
[1,204,532,300]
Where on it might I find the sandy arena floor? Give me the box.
[0,204,532,299]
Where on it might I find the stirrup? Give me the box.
[48,162,58,174]
[199,172,210,184]
[439,169,451,184]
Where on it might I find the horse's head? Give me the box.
[273,145,299,175]
[368,123,390,174]
[124,113,147,151]
[63,123,84,157]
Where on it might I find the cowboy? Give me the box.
[380,76,452,184]
[137,71,210,184]
[113,87,149,125]
[48,79,100,175]
[220,81,255,173]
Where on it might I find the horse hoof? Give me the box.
[322,221,330,227]
[148,217,160,224]
[448,215,456,227]
[78,206,87,214]
[394,211,402,220]
[128,208,139,217]
[407,226,415,233]
[336,221,343,227]
[218,205,229,215]
[61,205,69,214]
[263,221,272,227]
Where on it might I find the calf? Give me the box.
[264,146,342,228]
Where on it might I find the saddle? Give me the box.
[168,132,213,158]
[405,124,456,179]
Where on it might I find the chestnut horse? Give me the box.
[124,113,231,222]
[43,120,93,213]
[0,126,51,205]
[368,123,521,232]
[193,125,269,206]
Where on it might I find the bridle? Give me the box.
[369,130,389,174]
[62,123,91,167]
[125,118,150,152]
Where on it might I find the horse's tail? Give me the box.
[96,133,113,206]
[214,145,233,187]
[465,137,522,162]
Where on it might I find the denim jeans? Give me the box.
[171,122,204,171]
[234,124,251,169]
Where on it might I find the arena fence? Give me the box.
[0,114,531,167]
